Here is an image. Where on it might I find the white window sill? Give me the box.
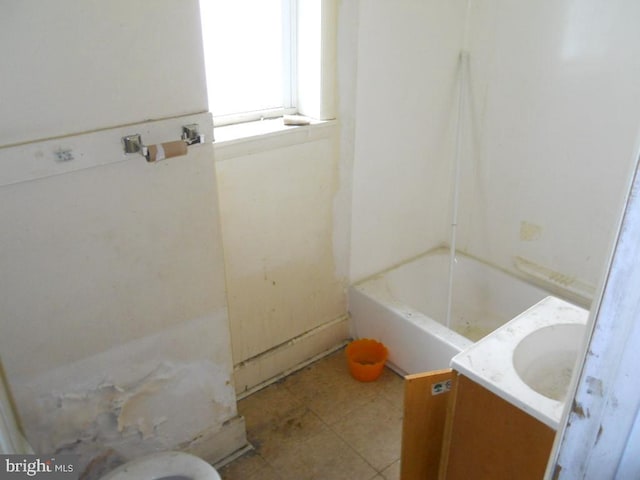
[212,117,336,161]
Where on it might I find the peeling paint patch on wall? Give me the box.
[7,314,241,476]
[27,361,232,454]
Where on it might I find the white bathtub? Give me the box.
[348,249,551,375]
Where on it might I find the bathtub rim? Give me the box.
[351,246,591,310]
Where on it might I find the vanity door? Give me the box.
[400,369,457,479]
[440,374,555,480]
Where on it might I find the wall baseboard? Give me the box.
[182,415,247,466]
[233,315,350,397]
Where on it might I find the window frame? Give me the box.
[201,0,299,128]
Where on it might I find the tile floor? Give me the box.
[219,348,405,480]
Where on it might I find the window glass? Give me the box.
[200,0,288,119]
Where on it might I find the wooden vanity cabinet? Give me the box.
[401,369,555,480]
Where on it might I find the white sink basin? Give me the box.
[451,296,589,429]
[513,323,585,401]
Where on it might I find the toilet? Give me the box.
[100,452,221,480]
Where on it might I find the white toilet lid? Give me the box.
[100,452,221,480]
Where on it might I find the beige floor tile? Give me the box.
[375,368,405,408]
[224,349,406,480]
[331,395,403,471]
[283,350,381,425]
[381,459,401,480]
[218,450,281,480]
[238,382,302,432]
[283,349,349,389]
[268,428,377,480]
[250,406,328,465]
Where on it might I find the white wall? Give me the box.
[348,0,640,299]
[457,0,640,295]
[211,0,353,395]
[214,125,351,394]
[0,1,244,476]
[349,0,468,282]
[0,0,207,147]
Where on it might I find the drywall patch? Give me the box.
[520,221,543,241]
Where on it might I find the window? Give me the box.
[199,0,297,126]
[199,0,336,127]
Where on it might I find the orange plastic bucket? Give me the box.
[346,338,388,382]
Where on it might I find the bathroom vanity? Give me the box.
[400,297,589,479]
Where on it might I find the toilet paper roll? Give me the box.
[146,140,188,163]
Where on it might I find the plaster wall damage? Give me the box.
[8,314,244,477]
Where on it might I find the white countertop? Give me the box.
[451,296,590,429]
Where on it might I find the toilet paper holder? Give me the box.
[122,124,205,160]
